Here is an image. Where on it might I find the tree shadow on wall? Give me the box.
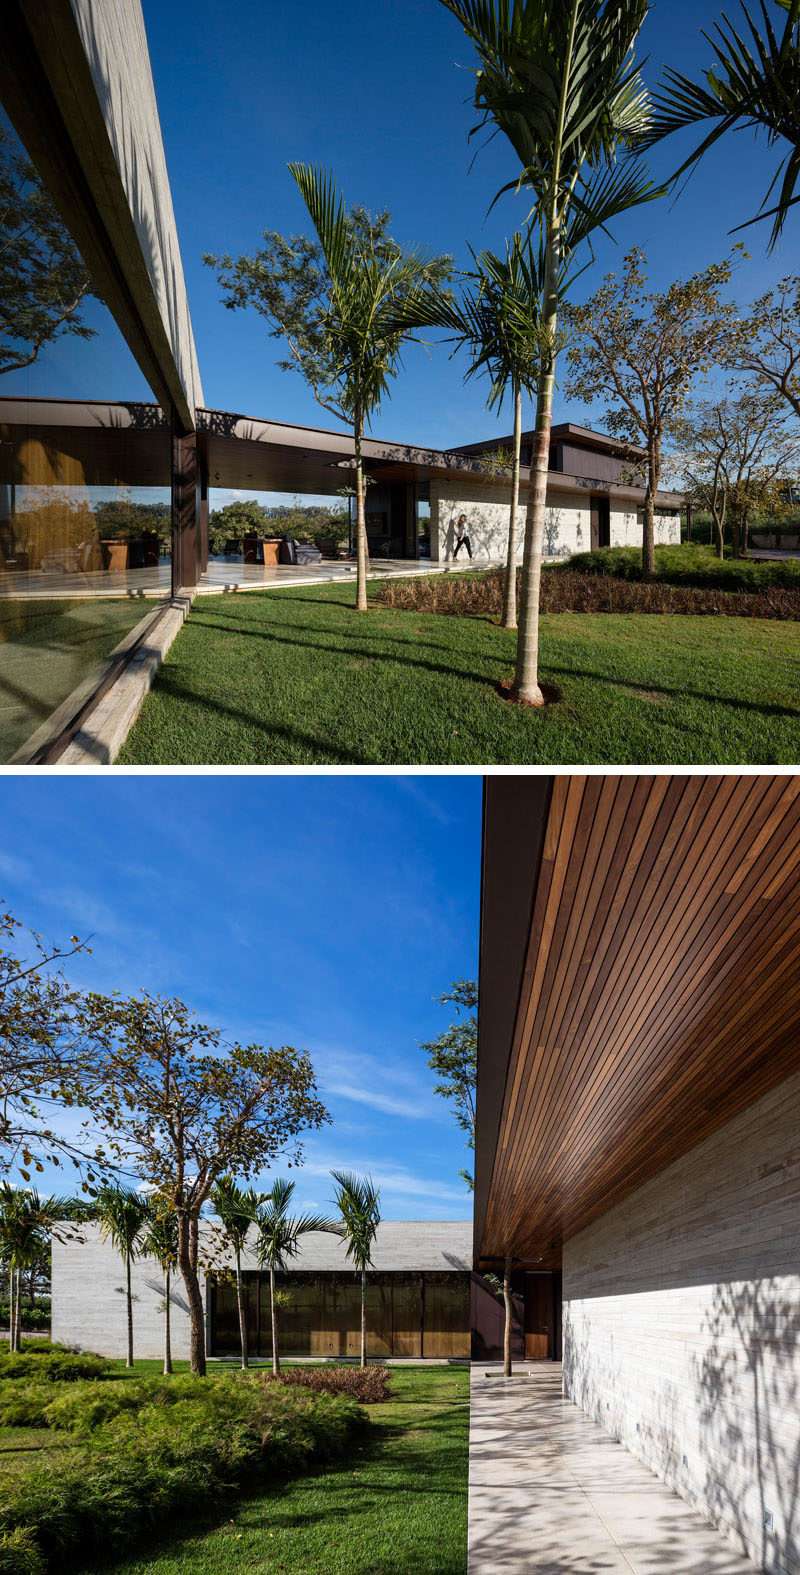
[696,1279,800,1573]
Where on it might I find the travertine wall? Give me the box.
[563,1068,800,1575]
[52,1219,472,1359]
[430,480,679,561]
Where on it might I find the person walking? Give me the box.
[453,514,473,560]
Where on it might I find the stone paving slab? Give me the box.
[468,1365,755,1574]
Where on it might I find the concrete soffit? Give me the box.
[0,0,202,432]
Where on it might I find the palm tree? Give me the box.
[440,0,659,701]
[210,1177,262,1370]
[636,0,800,251]
[141,1199,178,1376]
[0,1186,62,1352]
[286,166,451,612]
[255,1178,339,1376]
[440,234,544,629]
[330,1171,381,1370]
[96,1185,149,1369]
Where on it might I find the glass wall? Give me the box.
[0,103,172,760]
[209,1271,471,1360]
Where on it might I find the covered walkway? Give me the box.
[468,1365,755,1574]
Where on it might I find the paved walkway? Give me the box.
[468,1365,755,1574]
[0,555,505,601]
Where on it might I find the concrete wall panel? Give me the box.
[430,481,680,561]
[52,1220,472,1359]
[563,1068,800,1575]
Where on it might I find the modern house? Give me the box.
[51,1220,473,1362]
[0,0,682,762]
[477,775,800,1575]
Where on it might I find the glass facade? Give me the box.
[209,1270,471,1360]
[0,102,173,760]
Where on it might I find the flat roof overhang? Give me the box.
[475,775,800,1273]
[0,400,683,507]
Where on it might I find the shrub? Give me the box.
[0,1528,45,1575]
[0,1346,112,1383]
[272,1364,392,1403]
[43,1375,196,1435]
[0,1384,55,1429]
[375,565,800,620]
[566,542,800,590]
[0,1304,50,1333]
[0,1375,366,1572]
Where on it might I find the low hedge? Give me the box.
[0,1374,366,1572]
[0,1304,50,1333]
[376,566,800,620]
[0,1345,111,1383]
[566,543,800,590]
[272,1364,392,1402]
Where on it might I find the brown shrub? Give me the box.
[266,1364,392,1403]
[375,567,800,621]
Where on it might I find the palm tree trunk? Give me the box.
[502,384,522,630]
[164,1267,172,1376]
[270,1263,279,1376]
[9,1265,16,1351]
[125,1250,134,1368]
[177,1212,206,1377]
[512,223,559,705]
[236,1248,248,1370]
[360,1266,367,1369]
[503,1255,512,1379]
[14,1267,22,1352]
[354,414,369,612]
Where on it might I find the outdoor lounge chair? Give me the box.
[279,538,323,566]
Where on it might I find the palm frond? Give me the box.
[635,0,800,248]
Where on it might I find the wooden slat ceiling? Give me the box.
[480,775,800,1266]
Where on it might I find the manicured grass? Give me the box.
[100,1366,469,1575]
[117,583,800,765]
[0,597,154,760]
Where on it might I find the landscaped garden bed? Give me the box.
[116,581,800,766]
[0,1346,368,1574]
[376,561,800,619]
[0,1350,467,1575]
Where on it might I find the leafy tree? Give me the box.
[92,498,171,555]
[564,247,740,578]
[725,275,800,429]
[96,1185,149,1369]
[420,980,477,1190]
[255,1178,339,1375]
[207,498,268,557]
[0,121,95,376]
[670,388,799,557]
[0,907,100,1185]
[205,176,452,611]
[210,1176,263,1370]
[440,0,660,703]
[81,994,330,1376]
[141,1199,178,1376]
[330,1171,381,1369]
[637,0,800,250]
[441,235,544,627]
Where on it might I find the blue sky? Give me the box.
[6,0,799,471]
[0,775,480,1219]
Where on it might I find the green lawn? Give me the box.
[117,583,800,765]
[0,597,155,761]
[95,1365,468,1575]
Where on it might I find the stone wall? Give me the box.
[430,481,679,561]
[563,1068,800,1575]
